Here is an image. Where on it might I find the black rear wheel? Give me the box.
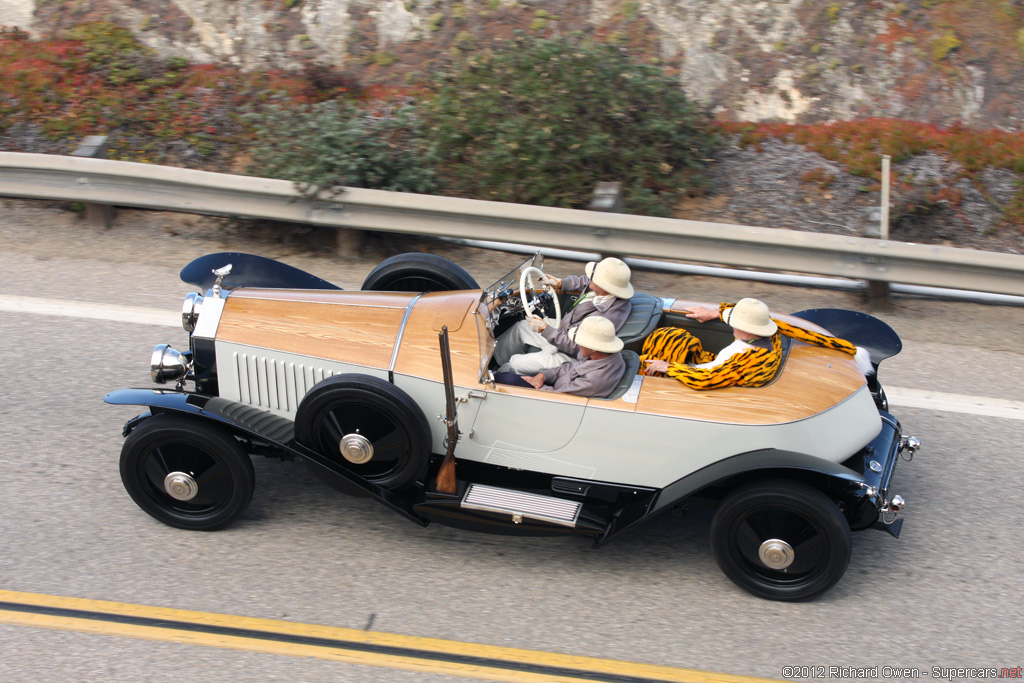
[710,479,852,601]
[120,415,254,531]
[361,253,478,292]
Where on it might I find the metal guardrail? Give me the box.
[2,151,1024,296]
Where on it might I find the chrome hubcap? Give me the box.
[758,539,795,570]
[339,433,373,464]
[164,471,199,501]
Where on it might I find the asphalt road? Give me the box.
[1,201,1023,682]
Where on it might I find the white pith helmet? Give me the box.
[584,257,634,299]
[722,298,778,337]
[568,315,624,354]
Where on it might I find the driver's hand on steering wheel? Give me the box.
[538,274,561,290]
[526,315,547,333]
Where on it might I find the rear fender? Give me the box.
[595,449,863,547]
[790,308,902,368]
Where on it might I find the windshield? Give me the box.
[475,253,543,381]
[481,252,543,314]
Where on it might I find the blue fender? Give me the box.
[179,252,342,291]
[104,388,295,444]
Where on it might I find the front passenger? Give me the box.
[494,316,625,398]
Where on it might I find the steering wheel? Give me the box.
[519,266,562,330]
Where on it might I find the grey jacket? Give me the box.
[538,352,626,398]
[540,274,632,357]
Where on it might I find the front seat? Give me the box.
[617,292,663,351]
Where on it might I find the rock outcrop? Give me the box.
[5,0,1021,129]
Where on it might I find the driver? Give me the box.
[494,316,626,398]
[493,257,633,374]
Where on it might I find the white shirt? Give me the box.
[694,338,756,369]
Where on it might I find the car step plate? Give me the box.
[461,484,581,527]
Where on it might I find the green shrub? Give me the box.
[243,99,438,197]
[421,34,719,215]
[66,22,154,86]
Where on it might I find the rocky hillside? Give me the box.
[9,0,1024,130]
[3,0,1023,255]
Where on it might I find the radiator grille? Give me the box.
[462,484,581,527]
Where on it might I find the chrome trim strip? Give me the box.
[389,293,423,372]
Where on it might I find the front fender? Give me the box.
[104,388,295,445]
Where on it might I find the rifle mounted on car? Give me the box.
[434,326,460,494]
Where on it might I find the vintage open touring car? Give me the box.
[105,251,919,601]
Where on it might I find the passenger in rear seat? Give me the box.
[641,298,871,390]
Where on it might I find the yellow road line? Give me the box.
[0,590,779,683]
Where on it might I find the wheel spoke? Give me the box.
[370,429,406,462]
[143,447,171,488]
[191,461,232,506]
[734,519,764,563]
[323,411,344,445]
[787,531,827,573]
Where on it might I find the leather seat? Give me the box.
[602,351,640,401]
[617,292,663,350]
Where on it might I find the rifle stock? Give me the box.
[435,326,459,494]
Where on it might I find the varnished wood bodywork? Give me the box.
[215,289,866,426]
[219,289,415,370]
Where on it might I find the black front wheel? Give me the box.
[119,415,255,531]
[710,479,852,601]
[294,374,432,491]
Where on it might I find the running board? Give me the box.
[462,484,581,527]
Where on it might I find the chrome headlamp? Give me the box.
[181,292,204,332]
[151,344,191,384]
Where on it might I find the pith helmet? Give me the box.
[584,257,634,299]
[568,315,624,354]
[723,298,778,337]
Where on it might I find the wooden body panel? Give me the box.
[634,299,865,425]
[635,343,866,425]
[214,289,866,424]
[392,291,485,386]
[218,289,415,369]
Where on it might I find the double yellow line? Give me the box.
[0,589,777,683]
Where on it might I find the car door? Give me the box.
[454,384,590,477]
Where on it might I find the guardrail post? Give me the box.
[589,182,624,262]
[862,156,892,311]
[72,136,114,229]
[589,182,623,213]
[334,220,364,256]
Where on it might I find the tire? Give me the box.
[294,374,432,491]
[119,414,255,531]
[361,253,479,292]
[710,479,852,601]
